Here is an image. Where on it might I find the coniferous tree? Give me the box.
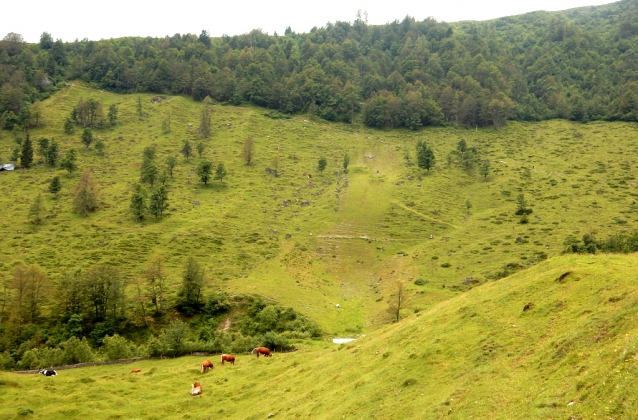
[37,137,49,162]
[81,128,93,149]
[21,134,33,168]
[94,140,105,156]
[64,117,75,134]
[177,257,205,314]
[28,193,45,224]
[416,140,435,173]
[45,139,59,166]
[317,157,327,172]
[343,153,350,172]
[60,149,78,175]
[49,176,62,197]
[107,104,118,127]
[129,183,147,221]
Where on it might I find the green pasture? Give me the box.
[2,253,638,419]
[1,85,638,334]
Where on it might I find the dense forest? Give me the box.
[1,0,638,132]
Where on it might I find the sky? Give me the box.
[3,0,618,43]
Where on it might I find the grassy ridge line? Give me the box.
[2,253,638,419]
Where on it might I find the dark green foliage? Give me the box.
[20,134,33,168]
[564,231,638,255]
[64,117,74,134]
[107,104,118,127]
[37,137,49,162]
[94,140,105,156]
[48,176,61,196]
[343,153,350,172]
[479,160,491,179]
[177,257,205,315]
[140,158,158,187]
[143,146,156,161]
[81,128,93,149]
[44,139,59,166]
[239,298,322,338]
[197,160,213,185]
[3,5,638,129]
[60,148,77,175]
[317,156,327,172]
[515,193,533,215]
[416,140,435,172]
[149,185,168,220]
[196,142,205,158]
[129,183,147,221]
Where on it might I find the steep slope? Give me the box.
[2,254,637,419]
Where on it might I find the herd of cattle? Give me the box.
[38,347,274,396]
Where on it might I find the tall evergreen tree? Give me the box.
[21,134,33,168]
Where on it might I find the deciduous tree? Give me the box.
[242,136,255,165]
[214,162,227,184]
[386,281,412,323]
[197,160,213,185]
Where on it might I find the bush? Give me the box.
[414,279,427,286]
[103,334,136,361]
[0,351,16,370]
[60,337,95,364]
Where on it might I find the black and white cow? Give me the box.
[39,368,57,377]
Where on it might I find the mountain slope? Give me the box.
[2,253,637,419]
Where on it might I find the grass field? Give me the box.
[2,84,638,337]
[2,253,638,419]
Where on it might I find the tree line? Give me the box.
[0,256,321,370]
[1,1,638,132]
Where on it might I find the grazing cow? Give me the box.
[190,382,202,396]
[220,354,235,365]
[252,347,272,357]
[200,360,214,374]
[130,369,141,373]
[39,369,57,377]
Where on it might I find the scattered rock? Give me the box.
[268,414,274,418]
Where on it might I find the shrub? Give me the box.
[414,279,427,286]
[103,334,136,361]
[60,337,95,364]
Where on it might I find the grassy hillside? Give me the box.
[2,85,638,334]
[2,253,638,419]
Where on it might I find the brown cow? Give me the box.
[130,369,141,373]
[252,347,272,357]
[190,382,202,396]
[221,354,235,365]
[200,360,214,374]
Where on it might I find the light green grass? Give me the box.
[2,84,638,335]
[2,253,638,419]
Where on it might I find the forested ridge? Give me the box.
[1,0,638,132]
